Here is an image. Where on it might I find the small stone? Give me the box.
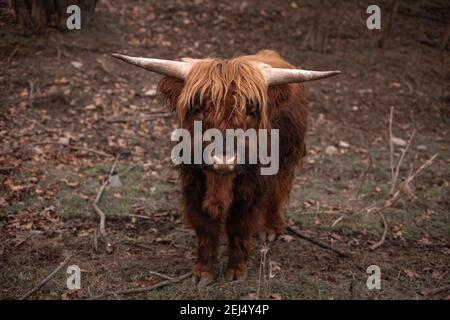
[417,145,427,151]
[339,141,350,148]
[279,234,294,243]
[325,145,339,156]
[358,88,373,94]
[71,61,83,69]
[144,86,157,97]
[58,137,70,145]
[391,137,407,147]
[109,175,122,187]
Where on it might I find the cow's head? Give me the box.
[112,53,339,174]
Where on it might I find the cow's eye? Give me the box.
[192,105,202,115]
[247,111,258,118]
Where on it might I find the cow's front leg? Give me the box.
[190,216,220,288]
[225,204,259,281]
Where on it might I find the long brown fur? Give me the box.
[158,50,308,284]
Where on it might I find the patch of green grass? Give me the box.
[57,190,90,217]
[146,287,172,300]
[269,277,334,299]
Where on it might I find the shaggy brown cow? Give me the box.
[113,50,339,287]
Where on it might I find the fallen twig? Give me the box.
[68,146,112,158]
[19,255,72,300]
[6,46,18,63]
[92,155,120,253]
[90,272,192,299]
[126,213,152,220]
[148,271,175,281]
[124,239,154,251]
[287,226,350,257]
[369,211,388,250]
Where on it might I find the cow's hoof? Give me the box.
[258,231,278,242]
[192,271,214,288]
[225,265,248,281]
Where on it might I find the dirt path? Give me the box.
[0,0,449,299]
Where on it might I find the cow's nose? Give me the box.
[212,154,236,165]
[212,153,236,172]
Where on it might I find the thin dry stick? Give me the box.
[287,226,350,257]
[28,80,34,107]
[90,272,192,299]
[369,153,439,250]
[350,155,373,213]
[389,107,395,186]
[384,153,438,208]
[369,211,388,250]
[148,271,174,281]
[93,155,120,253]
[331,215,345,228]
[391,129,416,194]
[257,244,268,299]
[6,46,18,63]
[19,255,72,300]
[125,213,152,220]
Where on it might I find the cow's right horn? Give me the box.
[112,53,191,80]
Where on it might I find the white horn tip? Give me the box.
[112,53,129,61]
[319,70,341,78]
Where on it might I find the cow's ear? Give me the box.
[157,77,184,113]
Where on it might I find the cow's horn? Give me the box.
[261,65,341,86]
[112,53,191,80]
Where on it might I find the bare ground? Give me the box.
[0,0,449,300]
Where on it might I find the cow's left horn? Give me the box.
[112,53,191,80]
[262,66,341,86]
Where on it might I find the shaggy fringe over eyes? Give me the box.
[177,58,269,128]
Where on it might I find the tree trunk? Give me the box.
[12,0,97,34]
